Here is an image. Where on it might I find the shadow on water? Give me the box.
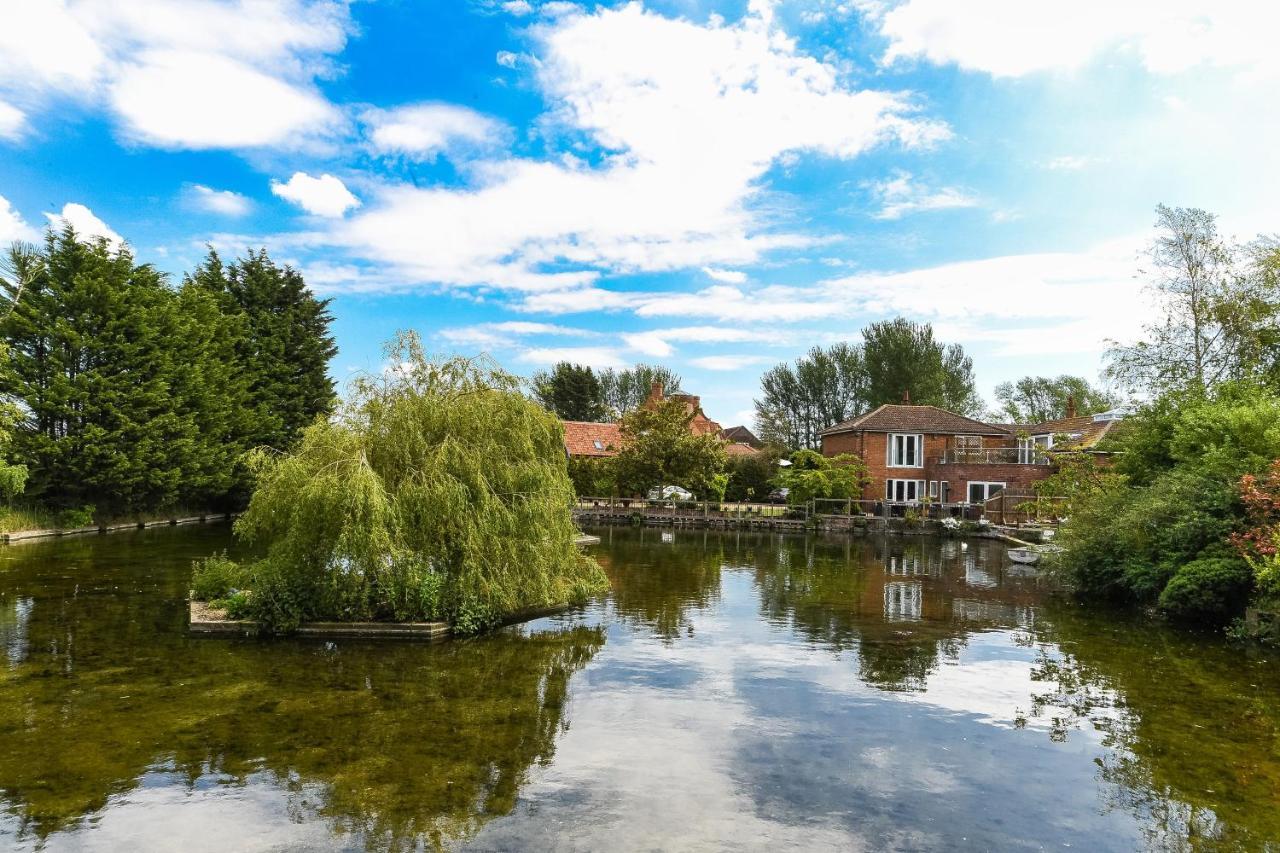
[0,526,603,851]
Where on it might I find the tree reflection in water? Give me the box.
[0,528,603,850]
[1022,602,1280,850]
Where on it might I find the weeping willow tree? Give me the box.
[203,331,607,633]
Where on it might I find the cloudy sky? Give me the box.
[1,1,1275,427]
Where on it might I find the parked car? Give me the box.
[766,487,790,504]
[647,485,693,501]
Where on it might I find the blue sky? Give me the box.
[1,1,1276,427]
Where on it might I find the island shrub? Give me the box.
[207,333,607,634]
[192,552,248,601]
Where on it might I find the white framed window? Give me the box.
[928,480,939,499]
[886,479,927,503]
[967,481,1005,504]
[887,433,924,468]
[592,439,605,451]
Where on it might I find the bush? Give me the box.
[191,552,247,601]
[1158,555,1254,624]
[56,504,95,528]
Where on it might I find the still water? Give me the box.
[0,524,1277,851]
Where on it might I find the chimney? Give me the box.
[902,389,911,404]
[649,381,664,402]
[1066,393,1077,419]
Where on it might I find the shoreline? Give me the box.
[3,512,239,544]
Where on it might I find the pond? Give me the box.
[0,524,1278,851]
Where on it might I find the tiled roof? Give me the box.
[1024,414,1121,450]
[724,441,760,457]
[721,425,762,447]
[562,420,622,457]
[821,404,1010,437]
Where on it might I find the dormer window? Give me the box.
[593,440,605,451]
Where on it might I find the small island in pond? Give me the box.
[190,331,608,638]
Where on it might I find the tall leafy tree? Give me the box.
[185,248,337,454]
[598,363,682,418]
[531,362,607,421]
[993,375,1121,423]
[861,318,981,414]
[0,230,221,512]
[1106,205,1280,395]
[611,398,726,498]
[754,343,864,450]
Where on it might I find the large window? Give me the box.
[967,481,1005,504]
[887,433,924,468]
[886,479,926,503]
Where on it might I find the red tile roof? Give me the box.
[562,420,622,457]
[821,404,1010,437]
[724,442,760,457]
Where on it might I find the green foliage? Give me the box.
[0,233,336,516]
[776,451,869,505]
[1106,205,1280,395]
[531,362,607,421]
[567,456,615,497]
[754,343,864,449]
[191,552,248,601]
[754,319,981,450]
[1158,555,1254,623]
[861,317,982,415]
[597,364,682,419]
[993,375,1120,423]
[1057,383,1280,622]
[610,398,727,498]
[185,249,337,459]
[226,332,607,634]
[724,450,777,501]
[54,504,95,529]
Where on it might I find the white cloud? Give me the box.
[702,266,747,284]
[521,237,1148,360]
[821,237,1147,354]
[44,202,123,248]
[868,169,978,220]
[363,103,502,160]
[870,0,1280,79]
[271,172,360,217]
[0,195,39,243]
[0,100,27,140]
[0,0,351,149]
[1042,155,1094,171]
[621,332,674,358]
[313,2,948,291]
[502,0,534,15]
[496,50,520,68]
[189,184,252,217]
[111,50,340,148]
[517,346,626,369]
[688,354,774,371]
[438,321,598,348]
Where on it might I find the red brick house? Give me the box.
[819,400,1126,508]
[820,404,1035,506]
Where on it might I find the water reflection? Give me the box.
[0,527,603,850]
[1,525,1278,850]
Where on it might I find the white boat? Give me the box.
[1008,548,1040,565]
